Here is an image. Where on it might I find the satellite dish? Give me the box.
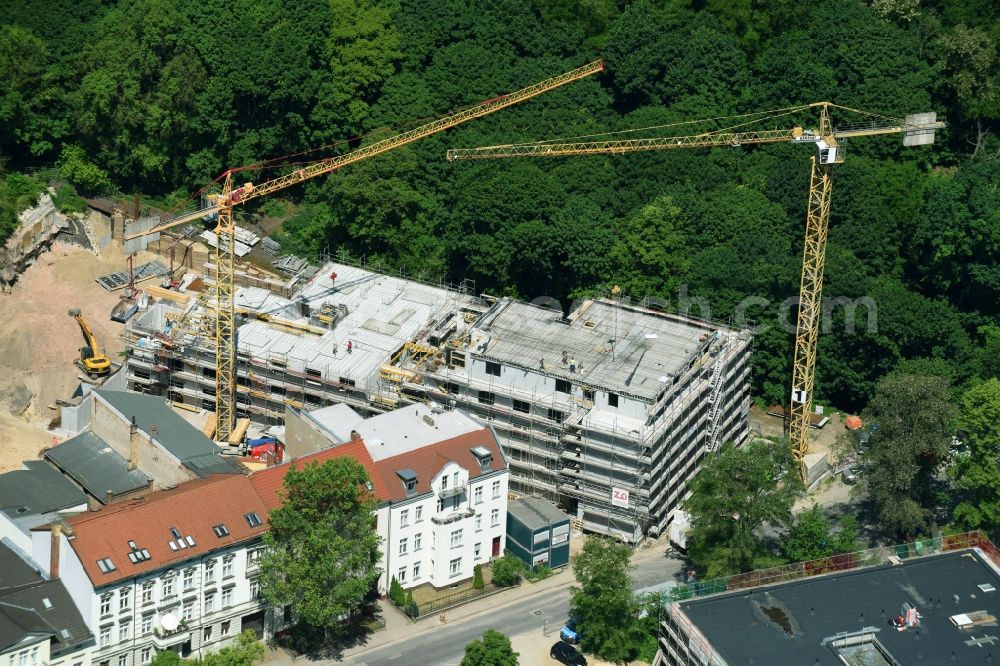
[160,613,179,631]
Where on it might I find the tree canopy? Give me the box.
[1,0,999,415]
[459,629,519,666]
[950,378,1000,531]
[259,457,382,630]
[570,535,641,664]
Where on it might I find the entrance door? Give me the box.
[492,536,501,558]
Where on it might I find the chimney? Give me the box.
[106,489,113,504]
[350,429,360,441]
[129,416,138,470]
[49,524,62,579]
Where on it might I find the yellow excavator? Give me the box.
[68,309,112,378]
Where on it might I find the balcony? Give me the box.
[152,621,191,648]
[438,482,467,500]
[431,507,474,525]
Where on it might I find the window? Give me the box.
[474,486,483,504]
[99,627,111,647]
[450,529,463,548]
[141,616,152,636]
[119,587,131,611]
[140,648,151,665]
[204,559,216,583]
[212,524,229,538]
[221,621,231,635]
[182,600,194,621]
[441,475,448,490]
[412,562,421,580]
[492,480,501,499]
[222,555,234,578]
[204,592,215,614]
[449,558,461,577]
[512,399,530,414]
[203,626,212,642]
[415,506,423,522]
[400,509,409,527]
[162,577,174,597]
[399,538,408,555]
[485,361,501,377]
[436,497,445,512]
[250,581,260,599]
[118,623,129,642]
[474,543,481,559]
[414,533,422,551]
[548,408,565,422]
[118,655,127,666]
[222,588,233,608]
[491,508,500,526]
[608,392,619,408]
[555,379,572,394]
[398,567,407,583]
[453,472,459,486]
[477,390,495,405]
[451,495,461,510]
[475,514,482,531]
[244,512,262,528]
[100,593,113,616]
[183,568,195,590]
[141,581,154,604]
[246,549,260,567]
[404,479,417,494]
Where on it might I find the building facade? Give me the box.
[122,262,750,542]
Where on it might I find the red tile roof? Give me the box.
[249,439,391,510]
[371,429,506,502]
[57,475,269,587]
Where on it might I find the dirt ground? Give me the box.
[749,403,849,457]
[0,213,158,473]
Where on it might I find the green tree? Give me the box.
[950,379,1000,531]
[860,374,956,540]
[259,458,382,631]
[570,536,640,664]
[201,630,265,666]
[57,144,111,194]
[782,505,834,562]
[490,553,525,587]
[459,629,519,666]
[684,440,803,577]
[388,575,404,606]
[473,563,484,590]
[148,651,182,666]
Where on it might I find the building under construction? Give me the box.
[123,262,752,540]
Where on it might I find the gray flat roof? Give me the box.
[45,431,151,502]
[0,461,87,518]
[508,496,570,531]
[474,298,715,400]
[678,550,1000,666]
[94,389,239,477]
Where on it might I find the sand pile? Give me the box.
[0,238,158,472]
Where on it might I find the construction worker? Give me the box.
[347,340,353,354]
[569,357,577,373]
[540,358,546,370]
[561,350,569,365]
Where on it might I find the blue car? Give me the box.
[560,618,581,644]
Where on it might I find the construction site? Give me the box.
[119,259,751,540]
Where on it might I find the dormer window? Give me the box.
[471,446,493,472]
[396,469,418,497]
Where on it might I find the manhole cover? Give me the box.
[533,610,543,616]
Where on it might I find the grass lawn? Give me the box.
[409,564,495,607]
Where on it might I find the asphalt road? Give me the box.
[341,547,685,666]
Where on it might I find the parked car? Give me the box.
[842,466,860,485]
[560,618,581,644]
[550,641,587,665]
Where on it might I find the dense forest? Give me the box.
[1,0,998,412]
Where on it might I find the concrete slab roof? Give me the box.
[44,431,151,502]
[473,298,717,401]
[342,404,484,462]
[678,549,1000,666]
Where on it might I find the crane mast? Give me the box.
[127,60,604,442]
[448,102,944,465]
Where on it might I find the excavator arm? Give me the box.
[68,309,111,376]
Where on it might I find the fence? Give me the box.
[393,582,519,620]
[669,530,998,604]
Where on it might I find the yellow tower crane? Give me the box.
[447,102,944,464]
[125,60,603,442]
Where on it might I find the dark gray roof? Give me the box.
[45,431,150,502]
[0,543,93,656]
[0,539,43,589]
[507,496,570,531]
[0,462,87,518]
[94,389,239,477]
[677,550,1000,666]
